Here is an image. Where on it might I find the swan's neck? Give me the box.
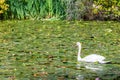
[77,44,82,61]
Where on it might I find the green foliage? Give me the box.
[6,0,66,19]
[0,0,9,20]
[1,0,120,20]
[93,0,120,20]
[0,0,9,14]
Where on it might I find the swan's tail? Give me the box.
[99,61,110,64]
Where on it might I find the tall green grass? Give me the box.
[6,0,66,19]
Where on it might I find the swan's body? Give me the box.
[79,54,105,63]
[76,42,108,64]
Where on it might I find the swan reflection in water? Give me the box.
[76,63,102,80]
[76,74,84,80]
[76,62,104,80]
[76,62,104,71]
[76,74,100,80]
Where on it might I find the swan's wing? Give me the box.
[82,54,105,62]
[96,54,106,60]
[87,54,105,60]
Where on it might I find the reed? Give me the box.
[5,0,66,19]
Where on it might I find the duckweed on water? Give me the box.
[0,20,120,80]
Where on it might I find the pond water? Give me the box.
[0,20,120,80]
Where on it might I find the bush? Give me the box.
[66,0,120,21]
[0,0,8,14]
[66,0,93,20]
[92,0,120,20]
[0,0,9,19]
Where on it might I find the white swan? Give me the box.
[76,42,108,64]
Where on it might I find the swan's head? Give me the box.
[76,42,81,46]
